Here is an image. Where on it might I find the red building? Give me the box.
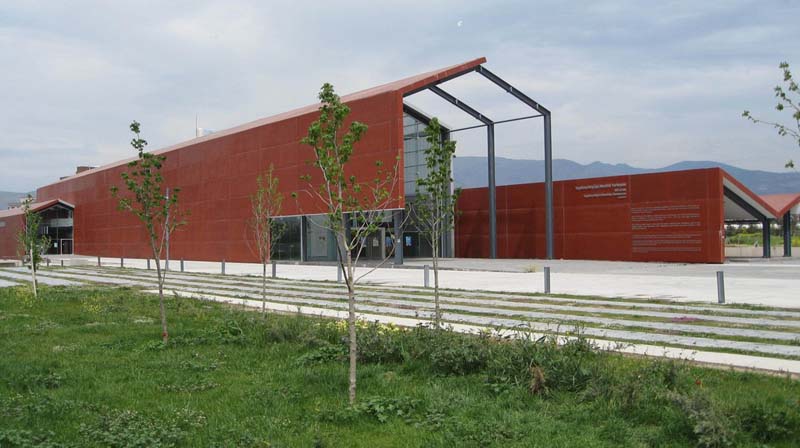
[1,58,797,264]
[456,168,796,263]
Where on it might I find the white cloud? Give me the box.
[0,0,799,191]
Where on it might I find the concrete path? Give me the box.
[0,278,19,287]
[73,256,800,308]
[164,289,800,376]
[0,269,82,286]
[37,269,800,340]
[62,266,800,319]
[6,266,800,372]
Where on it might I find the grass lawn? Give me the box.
[1,285,799,447]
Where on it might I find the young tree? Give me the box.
[413,118,460,328]
[743,61,800,169]
[249,163,284,314]
[17,195,50,299]
[111,121,187,343]
[299,83,400,404]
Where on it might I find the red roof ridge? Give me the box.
[760,192,800,217]
[37,57,488,191]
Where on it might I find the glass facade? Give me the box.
[38,205,74,255]
[272,216,301,261]
[403,112,432,196]
[402,109,453,258]
[267,110,451,263]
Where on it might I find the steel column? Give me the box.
[784,213,793,257]
[475,66,554,260]
[762,219,771,258]
[544,113,553,259]
[393,209,403,265]
[428,85,497,258]
[487,123,497,258]
[300,216,307,262]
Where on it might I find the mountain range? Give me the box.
[452,158,800,195]
[0,191,31,209]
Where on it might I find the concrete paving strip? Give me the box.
[0,270,84,286]
[85,257,800,307]
[158,289,800,375]
[50,270,799,357]
[61,267,800,320]
[164,281,800,343]
[51,268,800,330]
[24,269,800,355]
[0,278,20,287]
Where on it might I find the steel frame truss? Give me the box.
[403,64,554,259]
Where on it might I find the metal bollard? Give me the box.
[180,259,184,272]
[60,259,64,267]
[120,257,124,268]
[271,260,277,278]
[97,256,101,267]
[221,260,226,275]
[337,264,343,283]
[147,259,151,270]
[716,271,725,304]
[424,265,430,288]
[544,266,551,294]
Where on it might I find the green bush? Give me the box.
[0,429,65,448]
[78,407,206,448]
[737,400,800,443]
[355,321,406,364]
[426,329,492,375]
[670,392,735,448]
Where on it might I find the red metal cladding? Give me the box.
[23,58,489,262]
[0,215,24,258]
[32,91,405,262]
[456,168,727,263]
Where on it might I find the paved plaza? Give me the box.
[22,255,799,307]
[1,257,799,375]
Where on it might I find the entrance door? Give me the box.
[60,239,73,255]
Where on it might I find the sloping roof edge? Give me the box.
[0,199,74,219]
[38,57,487,191]
[760,193,800,217]
[721,170,781,220]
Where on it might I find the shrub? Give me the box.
[0,429,64,448]
[355,321,406,364]
[485,333,600,394]
[737,400,799,443]
[427,329,492,375]
[258,312,317,344]
[670,392,736,448]
[78,407,206,448]
[295,344,347,366]
[322,396,422,424]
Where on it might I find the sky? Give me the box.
[1,0,799,192]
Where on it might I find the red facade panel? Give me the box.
[456,168,727,263]
[0,215,24,258]
[33,90,406,262]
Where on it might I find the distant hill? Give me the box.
[0,191,31,209]
[453,157,800,195]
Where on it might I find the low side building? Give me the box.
[456,168,797,263]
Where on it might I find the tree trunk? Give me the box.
[344,241,357,405]
[154,257,169,343]
[262,261,267,315]
[432,241,440,329]
[347,274,357,405]
[30,246,37,299]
